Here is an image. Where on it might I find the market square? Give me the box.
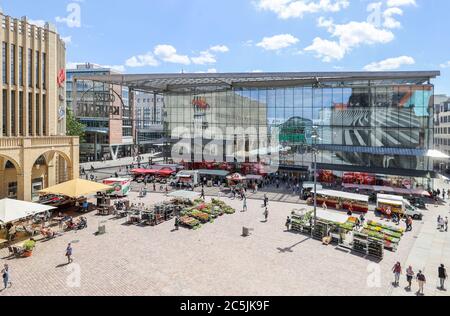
[1,0,450,299]
[1,178,449,296]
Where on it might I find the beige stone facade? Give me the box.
[0,12,79,201]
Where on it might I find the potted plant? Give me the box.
[22,239,36,257]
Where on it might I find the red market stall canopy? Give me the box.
[132,168,176,177]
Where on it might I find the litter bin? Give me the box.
[98,220,107,235]
[242,227,253,237]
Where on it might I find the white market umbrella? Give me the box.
[0,198,56,224]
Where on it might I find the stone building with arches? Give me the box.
[0,12,79,201]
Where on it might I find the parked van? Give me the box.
[376,194,423,220]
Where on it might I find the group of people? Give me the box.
[393,262,448,295]
[65,216,88,231]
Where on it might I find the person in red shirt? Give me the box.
[392,262,402,287]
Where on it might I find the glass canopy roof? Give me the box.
[73,71,440,93]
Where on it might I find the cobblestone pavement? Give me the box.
[0,190,448,296]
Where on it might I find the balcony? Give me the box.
[0,136,79,149]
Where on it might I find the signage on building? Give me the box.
[77,89,123,118]
[192,96,210,111]
[57,68,66,87]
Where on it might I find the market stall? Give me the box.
[0,199,56,225]
[226,173,247,188]
[178,198,236,230]
[173,171,200,189]
[38,179,113,214]
[289,208,391,260]
[197,169,230,187]
[311,190,370,213]
[102,178,132,197]
[0,199,56,247]
[38,179,113,198]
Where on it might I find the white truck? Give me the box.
[376,194,423,220]
[171,170,200,189]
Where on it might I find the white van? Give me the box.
[377,194,423,220]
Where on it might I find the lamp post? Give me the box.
[311,126,319,228]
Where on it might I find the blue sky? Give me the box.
[1,0,449,94]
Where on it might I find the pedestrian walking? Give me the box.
[263,207,269,222]
[392,262,402,286]
[445,217,449,232]
[406,216,413,232]
[439,264,447,291]
[359,213,366,225]
[242,198,247,212]
[1,264,11,290]
[65,243,73,264]
[285,216,291,231]
[200,188,205,200]
[406,266,414,291]
[439,216,445,232]
[174,217,180,231]
[416,270,426,295]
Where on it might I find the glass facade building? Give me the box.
[73,72,440,187]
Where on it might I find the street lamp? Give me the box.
[311,126,319,228]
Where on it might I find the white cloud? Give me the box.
[125,53,159,67]
[305,20,394,61]
[28,19,46,27]
[55,2,82,28]
[317,16,334,32]
[256,0,350,19]
[196,68,218,73]
[209,45,230,53]
[387,0,416,7]
[363,56,415,71]
[383,7,403,29]
[66,62,81,70]
[127,43,228,68]
[256,34,299,50]
[334,21,394,49]
[61,36,72,45]
[304,37,345,61]
[440,61,450,69]
[154,45,191,65]
[103,65,126,73]
[192,51,216,65]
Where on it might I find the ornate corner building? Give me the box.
[0,12,79,201]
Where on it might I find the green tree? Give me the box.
[66,108,86,142]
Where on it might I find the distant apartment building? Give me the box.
[66,63,134,162]
[434,94,450,171]
[133,91,165,153]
